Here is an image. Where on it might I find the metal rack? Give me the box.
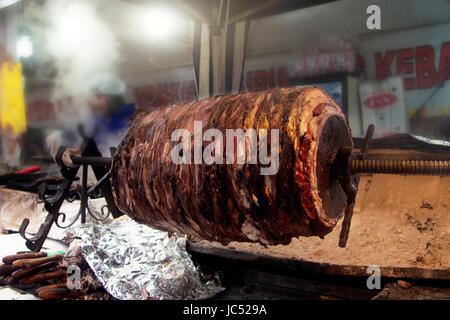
[19,125,122,252]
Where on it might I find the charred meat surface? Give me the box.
[111,88,353,245]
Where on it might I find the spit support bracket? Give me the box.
[337,124,449,247]
[20,125,123,252]
[338,124,375,248]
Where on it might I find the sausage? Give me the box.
[12,254,62,268]
[11,261,58,280]
[19,270,66,285]
[0,263,21,276]
[2,252,47,265]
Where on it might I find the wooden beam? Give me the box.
[192,21,202,98]
[174,0,211,25]
[216,0,224,27]
[227,0,280,25]
[231,20,247,94]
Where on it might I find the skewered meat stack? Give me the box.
[112,87,354,245]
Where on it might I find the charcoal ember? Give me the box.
[111,87,353,245]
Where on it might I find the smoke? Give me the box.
[26,0,120,123]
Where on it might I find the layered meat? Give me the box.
[111,87,353,245]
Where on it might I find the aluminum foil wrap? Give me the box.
[73,219,224,300]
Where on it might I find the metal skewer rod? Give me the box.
[32,156,113,167]
[33,156,449,176]
[352,159,449,175]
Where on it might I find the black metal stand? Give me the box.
[19,127,123,252]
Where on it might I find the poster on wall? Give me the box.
[359,76,406,138]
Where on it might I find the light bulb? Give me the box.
[17,35,33,58]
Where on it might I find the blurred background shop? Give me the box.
[0,0,449,169]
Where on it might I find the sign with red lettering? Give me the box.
[360,22,450,117]
[363,92,398,109]
[25,90,80,128]
[373,43,450,90]
[241,52,354,93]
[133,80,196,109]
[26,66,198,128]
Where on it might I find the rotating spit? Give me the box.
[28,88,449,252]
